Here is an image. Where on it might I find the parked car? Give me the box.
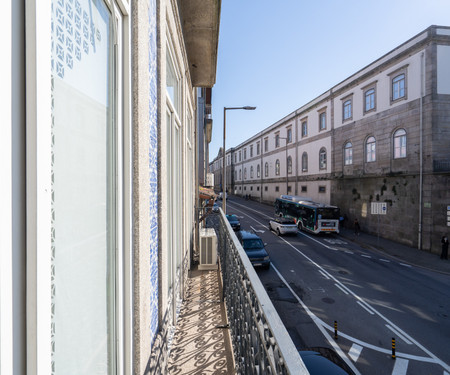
[299,348,356,375]
[226,214,241,231]
[269,217,298,236]
[236,230,270,269]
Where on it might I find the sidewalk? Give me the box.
[339,227,450,276]
[167,266,235,375]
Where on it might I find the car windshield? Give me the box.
[227,215,237,221]
[243,239,264,250]
[278,218,295,224]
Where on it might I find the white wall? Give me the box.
[437,45,450,95]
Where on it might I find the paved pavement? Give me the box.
[167,266,235,374]
[338,226,450,276]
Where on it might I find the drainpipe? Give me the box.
[418,52,424,250]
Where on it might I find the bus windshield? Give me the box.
[317,207,340,220]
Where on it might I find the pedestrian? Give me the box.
[441,235,449,260]
[354,219,360,236]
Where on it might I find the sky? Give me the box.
[209,0,450,159]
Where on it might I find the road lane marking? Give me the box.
[335,283,349,295]
[386,324,413,345]
[319,270,330,279]
[380,259,390,263]
[400,263,412,268]
[348,343,363,362]
[361,254,372,258]
[250,226,265,233]
[357,301,375,315]
[391,358,409,375]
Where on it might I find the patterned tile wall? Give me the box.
[148,0,159,345]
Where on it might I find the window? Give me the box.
[235,171,237,180]
[257,142,260,155]
[257,186,260,191]
[302,121,308,137]
[250,187,253,191]
[234,154,237,163]
[287,186,292,193]
[287,128,292,143]
[287,156,292,174]
[366,136,376,162]
[319,112,326,130]
[343,99,352,121]
[264,137,268,152]
[344,142,353,165]
[393,129,406,158]
[265,186,268,191]
[275,186,279,192]
[275,133,280,148]
[265,162,269,177]
[239,151,241,161]
[319,148,327,170]
[301,185,307,193]
[275,159,280,175]
[250,166,254,178]
[244,168,247,179]
[392,72,406,101]
[250,145,253,157]
[364,88,375,112]
[239,169,242,180]
[319,186,326,193]
[244,148,247,160]
[302,152,308,172]
[257,164,261,178]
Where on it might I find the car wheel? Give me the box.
[297,222,303,231]
[276,228,281,236]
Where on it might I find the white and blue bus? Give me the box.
[274,195,340,234]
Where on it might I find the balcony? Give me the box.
[168,210,308,374]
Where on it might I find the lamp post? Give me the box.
[279,136,289,195]
[223,106,256,214]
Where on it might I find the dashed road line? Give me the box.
[400,263,412,268]
[361,254,372,258]
[335,283,350,295]
[386,324,413,345]
[348,343,363,362]
[380,258,391,262]
[357,301,375,315]
[319,270,330,279]
[391,358,409,375]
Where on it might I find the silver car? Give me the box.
[269,217,298,236]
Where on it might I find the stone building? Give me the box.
[210,25,450,254]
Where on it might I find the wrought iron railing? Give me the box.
[208,210,309,374]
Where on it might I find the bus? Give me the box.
[274,195,340,234]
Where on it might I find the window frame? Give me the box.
[275,133,280,148]
[344,141,353,166]
[363,86,376,114]
[264,162,269,177]
[287,127,292,143]
[275,159,280,175]
[389,66,408,104]
[301,119,308,138]
[319,110,327,131]
[301,152,308,172]
[287,155,292,174]
[319,147,327,170]
[366,136,376,162]
[342,97,352,122]
[393,128,407,159]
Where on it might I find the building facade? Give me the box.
[210,25,450,254]
[1,0,220,374]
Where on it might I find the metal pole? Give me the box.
[286,140,288,194]
[223,107,227,215]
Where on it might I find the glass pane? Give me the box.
[51,0,114,373]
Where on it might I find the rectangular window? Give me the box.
[256,142,260,155]
[343,99,352,121]
[275,186,279,192]
[364,88,375,113]
[287,128,292,143]
[319,112,326,130]
[319,186,326,193]
[265,186,268,191]
[239,151,241,161]
[287,186,292,193]
[392,74,405,101]
[275,133,280,148]
[301,185,307,192]
[264,138,268,152]
[250,145,253,157]
[301,121,308,137]
[244,148,247,159]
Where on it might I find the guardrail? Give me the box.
[209,210,309,374]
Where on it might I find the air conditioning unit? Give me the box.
[199,228,218,270]
[206,173,214,188]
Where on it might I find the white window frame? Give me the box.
[344,142,353,165]
[366,136,376,162]
[393,128,407,159]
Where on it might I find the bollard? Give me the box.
[334,321,338,340]
[391,337,396,359]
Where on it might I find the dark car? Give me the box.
[236,230,270,269]
[226,214,241,231]
[299,348,356,375]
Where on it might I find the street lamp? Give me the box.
[223,106,256,214]
[279,136,289,195]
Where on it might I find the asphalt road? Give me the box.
[222,196,450,375]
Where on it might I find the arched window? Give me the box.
[275,159,280,175]
[265,162,269,177]
[287,156,292,174]
[319,148,327,170]
[344,142,353,165]
[244,168,247,179]
[302,152,308,172]
[257,164,261,178]
[250,166,254,178]
[366,136,376,162]
[393,129,406,159]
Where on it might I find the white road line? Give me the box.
[380,259,391,262]
[345,250,354,254]
[357,301,375,315]
[400,263,412,268]
[391,358,409,375]
[361,254,372,258]
[348,343,363,362]
[335,283,349,295]
[386,324,413,345]
[319,270,330,279]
